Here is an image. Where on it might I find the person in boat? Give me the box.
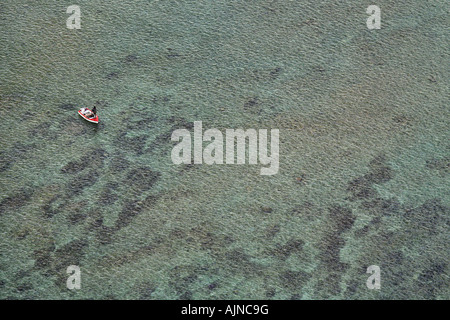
[81,107,95,118]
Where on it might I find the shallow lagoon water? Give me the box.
[0,1,448,299]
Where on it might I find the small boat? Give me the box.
[78,108,99,124]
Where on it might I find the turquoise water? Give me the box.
[0,1,448,299]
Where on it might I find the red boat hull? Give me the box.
[78,109,99,123]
